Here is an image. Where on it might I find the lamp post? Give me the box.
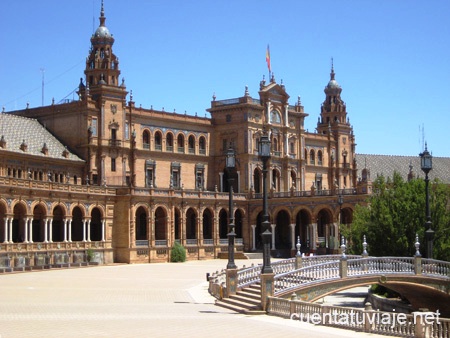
[259,132,273,274]
[419,143,434,259]
[226,146,237,269]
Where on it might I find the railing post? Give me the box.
[295,236,302,269]
[364,302,375,333]
[339,235,347,278]
[225,268,238,297]
[260,273,274,311]
[413,311,434,338]
[414,233,422,275]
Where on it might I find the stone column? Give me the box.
[28,218,33,243]
[251,224,256,250]
[82,219,87,242]
[23,218,28,243]
[102,220,106,241]
[44,219,49,243]
[68,219,72,242]
[49,219,53,243]
[289,224,295,250]
[87,219,91,242]
[225,268,238,297]
[271,224,276,250]
[63,219,68,242]
[4,217,9,243]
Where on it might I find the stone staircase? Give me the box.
[215,284,266,315]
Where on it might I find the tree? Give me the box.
[341,172,450,260]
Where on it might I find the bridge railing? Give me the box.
[347,257,415,276]
[422,258,450,278]
[274,261,340,296]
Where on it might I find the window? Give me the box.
[142,130,150,149]
[188,135,195,154]
[91,118,98,136]
[195,164,205,190]
[111,158,116,172]
[145,160,156,187]
[155,131,162,151]
[309,149,315,165]
[171,162,181,189]
[177,134,185,153]
[199,136,206,155]
[166,133,174,152]
[318,151,323,166]
[125,122,129,139]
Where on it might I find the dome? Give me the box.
[94,25,111,38]
[327,79,341,89]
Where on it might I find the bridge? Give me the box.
[209,253,450,337]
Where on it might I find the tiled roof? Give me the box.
[0,113,83,162]
[355,153,450,184]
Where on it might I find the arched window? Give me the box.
[166,133,174,152]
[199,136,206,155]
[317,150,323,165]
[142,130,150,149]
[188,135,195,154]
[177,134,185,153]
[155,131,162,151]
[309,149,315,165]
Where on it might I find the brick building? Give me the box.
[0,3,369,267]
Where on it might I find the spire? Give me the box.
[99,0,106,27]
[330,57,335,81]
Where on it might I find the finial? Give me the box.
[340,235,346,259]
[244,85,249,97]
[297,96,301,106]
[130,90,133,102]
[362,235,368,256]
[296,236,301,257]
[414,233,421,257]
[99,0,106,26]
[212,92,216,101]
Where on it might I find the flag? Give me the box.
[266,44,271,73]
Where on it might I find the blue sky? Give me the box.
[1,0,449,157]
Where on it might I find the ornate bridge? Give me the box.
[209,254,450,317]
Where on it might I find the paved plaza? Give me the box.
[0,259,390,337]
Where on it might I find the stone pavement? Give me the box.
[0,259,391,337]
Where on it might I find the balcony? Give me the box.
[109,139,121,147]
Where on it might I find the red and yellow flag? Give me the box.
[266,44,271,72]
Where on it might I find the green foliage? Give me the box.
[170,242,186,262]
[369,284,401,299]
[86,248,95,262]
[342,172,450,260]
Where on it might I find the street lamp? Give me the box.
[420,143,434,259]
[226,146,237,269]
[259,131,273,274]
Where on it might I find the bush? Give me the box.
[170,242,186,262]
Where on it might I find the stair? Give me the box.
[244,252,263,260]
[215,284,266,315]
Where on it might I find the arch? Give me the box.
[135,206,148,240]
[202,208,213,240]
[12,202,27,243]
[275,209,291,254]
[199,136,206,155]
[317,208,333,247]
[32,204,47,242]
[186,208,197,239]
[166,132,174,152]
[142,129,150,149]
[155,207,167,240]
[71,206,84,241]
[177,134,185,153]
[188,135,195,154]
[272,168,281,192]
[317,150,323,165]
[174,207,181,240]
[154,130,162,151]
[235,209,243,238]
[295,209,311,252]
[309,149,315,165]
[52,205,65,242]
[253,167,261,194]
[341,207,353,225]
[90,207,102,242]
[219,209,228,239]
